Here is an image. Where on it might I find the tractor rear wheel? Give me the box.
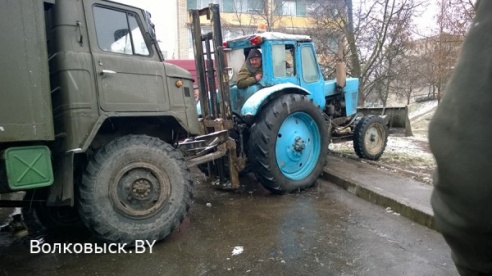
[353,115,388,160]
[248,94,329,194]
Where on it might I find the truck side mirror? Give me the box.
[145,11,156,41]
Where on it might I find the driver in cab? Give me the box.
[237,49,263,89]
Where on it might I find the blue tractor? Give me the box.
[180,4,388,194]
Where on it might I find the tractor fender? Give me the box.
[241,83,311,117]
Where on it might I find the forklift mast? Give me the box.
[189,4,232,123]
[188,4,239,188]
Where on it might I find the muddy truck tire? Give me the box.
[77,135,193,245]
[22,189,84,234]
[249,94,329,194]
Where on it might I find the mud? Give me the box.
[0,171,457,275]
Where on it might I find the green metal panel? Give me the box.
[4,146,54,190]
[0,0,54,142]
[47,0,101,153]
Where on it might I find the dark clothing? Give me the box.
[247,48,262,59]
[429,1,492,275]
[237,63,262,89]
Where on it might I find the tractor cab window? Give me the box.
[301,45,319,83]
[226,48,248,84]
[93,6,150,56]
[272,44,295,78]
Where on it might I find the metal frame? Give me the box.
[188,4,239,188]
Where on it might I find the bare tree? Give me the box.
[439,0,476,37]
[395,53,424,105]
[355,0,423,106]
[306,0,346,79]
[429,0,475,102]
[308,0,422,107]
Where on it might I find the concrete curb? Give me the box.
[321,155,436,231]
[329,150,431,180]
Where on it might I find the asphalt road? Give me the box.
[0,172,458,275]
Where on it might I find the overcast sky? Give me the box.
[112,0,438,57]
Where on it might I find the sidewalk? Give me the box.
[321,154,435,230]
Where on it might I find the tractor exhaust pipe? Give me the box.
[336,35,346,88]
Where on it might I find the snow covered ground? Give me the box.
[329,100,438,184]
[408,100,438,120]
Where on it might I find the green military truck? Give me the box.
[0,0,208,244]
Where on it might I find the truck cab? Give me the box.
[0,0,201,244]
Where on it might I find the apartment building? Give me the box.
[175,0,323,59]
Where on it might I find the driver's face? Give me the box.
[250,57,261,68]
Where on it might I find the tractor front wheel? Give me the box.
[353,115,388,160]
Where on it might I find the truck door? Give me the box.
[297,43,325,108]
[83,1,169,112]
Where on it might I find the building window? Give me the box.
[188,0,256,12]
[198,0,215,8]
[305,1,340,17]
[93,6,149,56]
[275,0,303,17]
[227,0,264,14]
[188,0,218,9]
[282,1,297,16]
[274,0,325,17]
[305,1,317,15]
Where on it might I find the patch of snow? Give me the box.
[232,246,244,256]
[408,100,438,120]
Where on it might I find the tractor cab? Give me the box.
[224,32,326,117]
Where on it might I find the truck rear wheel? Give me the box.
[248,94,329,194]
[353,115,388,160]
[22,189,83,234]
[77,135,193,244]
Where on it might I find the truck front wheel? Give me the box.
[77,135,193,244]
[249,94,329,194]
